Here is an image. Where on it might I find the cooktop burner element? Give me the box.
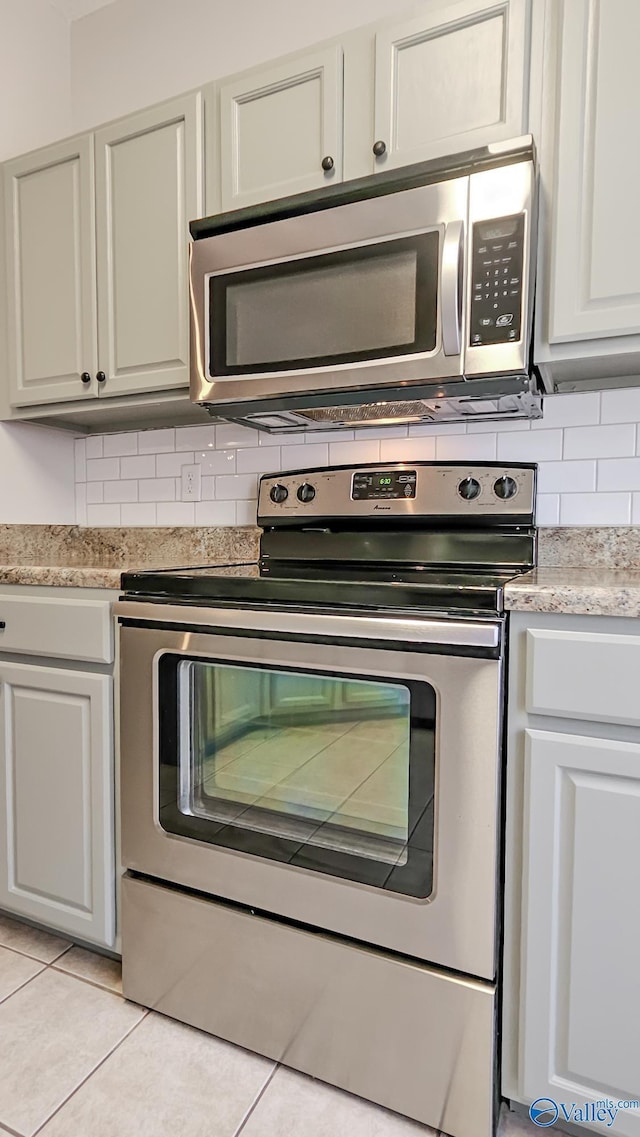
[121,461,537,616]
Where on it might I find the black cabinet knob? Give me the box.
[373,140,387,158]
[80,372,91,384]
[321,155,334,172]
[96,371,106,383]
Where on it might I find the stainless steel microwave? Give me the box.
[189,137,540,432]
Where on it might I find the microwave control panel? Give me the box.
[469,214,525,347]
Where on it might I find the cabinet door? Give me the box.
[548,0,640,342]
[0,662,114,947]
[372,0,528,172]
[219,46,343,210]
[3,136,99,406]
[94,92,203,398]
[521,729,640,1134]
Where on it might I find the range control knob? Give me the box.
[494,475,518,500]
[297,483,316,503]
[269,483,288,504]
[458,477,482,501]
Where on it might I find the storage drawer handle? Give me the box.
[0,622,6,630]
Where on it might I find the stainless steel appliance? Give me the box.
[116,460,537,1137]
[189,138,539,431]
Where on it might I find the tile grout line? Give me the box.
[49,960,122,998]
[0,963,47,1008]
[30,1009,151,1137]
[231,1062,279,1137]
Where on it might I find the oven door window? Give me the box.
[208,233,439,376]
[158,658,435,898]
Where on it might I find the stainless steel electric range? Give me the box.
[115,460,537,1137]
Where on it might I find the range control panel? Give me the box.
[258,463,536,521]
[469,213,525,347]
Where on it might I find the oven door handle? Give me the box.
[114,600,500,650]
[441,219,464,357]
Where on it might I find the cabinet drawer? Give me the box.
[526,628,640,727]
[0,595,113,664]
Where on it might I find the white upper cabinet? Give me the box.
[94,93,203,398]
[371,0,529,172]
[4,135,99,406]
[219,46,343,211]
[544,0,640,347]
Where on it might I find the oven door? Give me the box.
[118,604,503,980]
[189,177,468,407]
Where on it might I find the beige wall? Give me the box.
[0,0,71,160]
[69,0,406,130]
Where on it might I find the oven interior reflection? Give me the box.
[181,662,412,866]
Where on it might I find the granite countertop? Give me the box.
[0,525,261,590]
[504,567,640,618]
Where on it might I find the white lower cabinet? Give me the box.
[521,730,640,1134]
[0,661,115,947]
[504,613,640,1136]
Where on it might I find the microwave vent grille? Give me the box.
[298,402,431,425]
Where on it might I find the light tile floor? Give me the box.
[0,912,560,1137]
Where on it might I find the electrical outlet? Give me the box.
[181,463,201,501]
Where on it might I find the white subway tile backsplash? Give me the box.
[121,503,157,526]
[103,479,138,504]
[537,460,597,494]
[329,440,381,465]
[237,446,281,474]
[216,474,258,500]
[138,428,174,454]
[74,438,87,482]
[601,387,640,425]
[281,443,329,471]
[156,451,194,478]
[236,499,258,524]
[175,424,216,451]
[86,503,121,525]
[533,392,600,429]
[195,500,237,526]
[196,449,236,475]
[138,478,176,503]
[560,493,632,526]
[536,494,560,525]
[497,429,563,462]
[435,433,497,461]
[86,482,104,504]
[75,483,87,526]
[86,457,120,481]
[379,437,436,462]
[85,436,103,460]
[597,457,640,492]
[102,432,138,457]
[216,423,261,449]
[157,502,196,526]
[563,423,636,460]
[121,455,156,480]
[73,392,640,528]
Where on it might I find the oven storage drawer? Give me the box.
[526,628,640,727]
[0,593,114,663]
[122,873,495,1137]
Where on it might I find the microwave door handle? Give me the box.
[441,220,464,356]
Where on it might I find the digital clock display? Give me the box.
[352,469,417,500]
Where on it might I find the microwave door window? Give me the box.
[209,233,439,376]
[158,657,435,898]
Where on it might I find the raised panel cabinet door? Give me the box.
[94,91,203,398]
[549,0,640,341]
[520,729,640,1134]
[0,662,115,947]
[3,135,99,406]
[373,0,529,172]
[219,46,343,210]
